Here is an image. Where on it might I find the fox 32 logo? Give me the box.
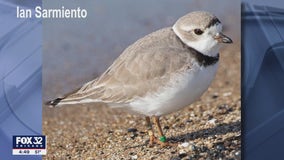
[12,135,46,155]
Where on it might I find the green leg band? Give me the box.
[159,136,166,142]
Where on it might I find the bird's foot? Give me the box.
[148,135,177,147]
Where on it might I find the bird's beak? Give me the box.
[214,32,233,44]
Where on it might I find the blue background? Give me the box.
[242,0,284,159]
[0,0,42,159]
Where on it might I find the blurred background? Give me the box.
[43,0,240,101]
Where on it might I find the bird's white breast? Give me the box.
[129,62,219,116]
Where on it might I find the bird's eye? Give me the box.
[194,29,203,35]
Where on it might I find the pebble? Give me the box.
[59,121,64,125]
[164,126,170,130]
[180,142,189,148]
[131,155,138,160]
[178,153,187,158]
[171,157,182,160]
[129,120,135,124]
[189,144,197,151]
[189,154,198,159]
[127,128,138,133]
[216,144,225,151]
[179,149,186,155]
[200,146,208,152]
[212,94,219,99]
[206,142,213,148]
[223,92,232,97]
[130,133,138,139]
[207,118,217,125]
[207,115,214,120]
[186,119,192,123]
[234,151,241,159]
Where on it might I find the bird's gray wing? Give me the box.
[61,49,192,104]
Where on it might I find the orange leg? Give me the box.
[145,116,155,146]
[153,116,176,147]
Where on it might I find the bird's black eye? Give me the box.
[194,29,203,35]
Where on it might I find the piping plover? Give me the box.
[46,11,232,146]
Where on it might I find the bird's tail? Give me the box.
[45,96,102,108]
[45,87,81,107]
[45,93,101,107]
[45,85,105,108]
[45,79,106,107]
[45,97,65,107]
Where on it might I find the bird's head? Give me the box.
[173,11,232,57]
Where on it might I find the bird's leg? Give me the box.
[145,116,155,146]
[153,116,176,147]
[153,116,167,144]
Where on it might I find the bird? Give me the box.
[46,11,233,146]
